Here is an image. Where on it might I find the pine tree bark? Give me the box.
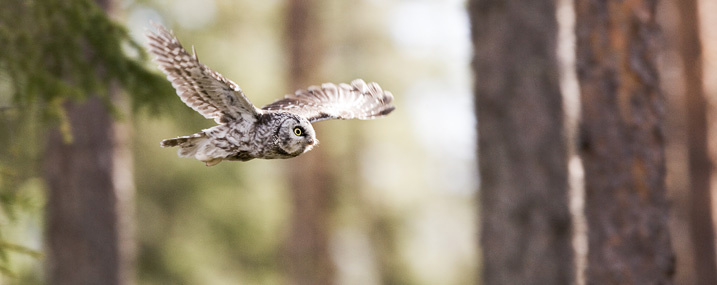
[469,0,573,284]
[43,0,134,284]
[45,96,134,285]
[283,0,335,284]
[575,0,674,283]
[677,0,717,283]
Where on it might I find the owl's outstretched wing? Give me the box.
[261,79,395,123]
[146,23,260,124]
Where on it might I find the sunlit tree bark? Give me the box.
[469,0,573,283]
[659,0,694,282]
[676,0,717,283]
[575,0,674,283]
[283,0,335,284]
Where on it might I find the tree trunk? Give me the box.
[469,0,573,284]
[677,0,717,283]
[43,0,134,284]
[283,0,335,284]
[44,96,134,285]
[574,0,674,283]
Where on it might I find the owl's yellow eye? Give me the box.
[293,127,302,136]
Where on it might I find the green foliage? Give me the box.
[0,0,173,277]
[0,241,43,277]
[0,103,45,278]
[0,0,173,122]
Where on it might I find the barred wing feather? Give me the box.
[146,24,259,124]
[262,79,395,123]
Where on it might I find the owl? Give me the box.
[146,24,395,166]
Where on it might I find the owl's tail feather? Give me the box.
[161,133,204,149]
[161,133,222,166]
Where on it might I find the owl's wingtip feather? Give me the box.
[192,45,199,61]
[381,105,396,116]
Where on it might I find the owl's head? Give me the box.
[277,114,318,156]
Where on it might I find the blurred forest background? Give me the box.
[0,0,716,284]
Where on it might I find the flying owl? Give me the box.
[146,24,395,166]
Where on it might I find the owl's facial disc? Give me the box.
[278,117,317,156]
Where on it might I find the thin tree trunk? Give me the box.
[469,0,573,284]
[659,0,695,282]
[283,0,335,284]
[43,0,134,284]
[575,0,674,283]
[677,0,717,283]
